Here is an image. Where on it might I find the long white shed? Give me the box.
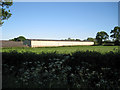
[23,39,94,47]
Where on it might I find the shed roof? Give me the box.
[26,39,93,42]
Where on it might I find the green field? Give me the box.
[1,46,119,54]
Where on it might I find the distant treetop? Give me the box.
[9,36,26,41]
[64,38,81,41]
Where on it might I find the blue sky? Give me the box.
[2,2,118,40]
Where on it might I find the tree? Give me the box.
[17,36,26,41]
[64,38,80,41]
[87,37,95,42]
[76,39,81,41]
[83,39,87,41]
[9,36,26,41]
[68,38,71,40]
[0,0,13,26]
[110,26,120,45]
[66,38,74,41]
[96,31,109,45]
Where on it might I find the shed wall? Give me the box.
[31,41,94,47]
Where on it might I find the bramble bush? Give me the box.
[2,51,120,89]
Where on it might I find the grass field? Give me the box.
[1,46,119,54]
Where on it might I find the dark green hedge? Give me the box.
[2,51,120,89]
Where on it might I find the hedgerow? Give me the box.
[2,51,120,89]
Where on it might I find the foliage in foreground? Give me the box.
[2,51,120,89]
[0,0,13,25]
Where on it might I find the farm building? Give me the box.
[23,39,94,47]
[0,40,28,47]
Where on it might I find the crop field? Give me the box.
[1,46,120,54]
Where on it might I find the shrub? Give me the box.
[114,40,120,46]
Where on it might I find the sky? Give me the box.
[13,0,120,2]
[1,2,118,40]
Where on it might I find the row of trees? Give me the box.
[96,26,120,45]
[63,26,120,46]
[63,38,81,41]
[65,26,120,46]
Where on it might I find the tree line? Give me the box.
[95,26,120,45]
[63,26,120,46]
